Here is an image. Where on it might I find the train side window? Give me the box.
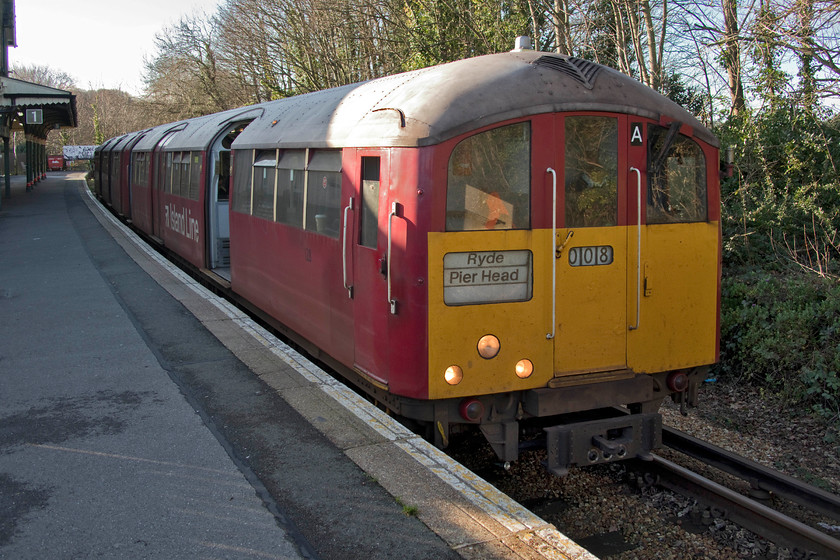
[138,153,147,186]
[276,149,306,227]
[232,150,253,215]
[564,116,618,227]
[446,122,530,231]
[132,153,142,185]
[647,125,707,223]
[180,151,191,198]
[360,157,380,249]
[253,150,277,221]
[189,152,201,200]
[305,150,342,238]
[165,152,173,194]
[173,152,183,196]
[217,151,231,201]
[112,153,120,187]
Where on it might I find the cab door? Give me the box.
[552,114,630,376]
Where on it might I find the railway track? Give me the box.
[643,426,840,559]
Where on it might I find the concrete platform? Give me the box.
[0,172,597,560]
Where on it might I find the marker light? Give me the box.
[515,359,534,379]
[445,365,463,385]
[459,398,485,422]
[477,335,501,359]
[667,371,689,392]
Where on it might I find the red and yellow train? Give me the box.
[95,42,721,475]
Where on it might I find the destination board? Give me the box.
[443,250,532,305]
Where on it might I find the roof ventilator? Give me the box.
[534,55,601,89]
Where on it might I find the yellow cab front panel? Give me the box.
[428,228,554,399]
[427,113,720,402]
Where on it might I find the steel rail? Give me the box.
[649,455,840,559]
[663,426,840,521]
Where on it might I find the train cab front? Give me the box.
[424,111,720,476]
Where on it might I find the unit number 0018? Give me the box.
[568,245,614,267]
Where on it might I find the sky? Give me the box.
[10,0,219,96]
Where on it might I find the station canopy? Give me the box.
[0,75,78,139]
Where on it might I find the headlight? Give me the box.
[444,365,463,385]
[515,359,533,379]
[477,335,501,359]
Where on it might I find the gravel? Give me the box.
[449,381,840,559]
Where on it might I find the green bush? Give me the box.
[716,269,840,420]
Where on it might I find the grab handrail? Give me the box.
[629,167,641,331]
[387,202,398,314]
[546,168,557,340]
[342,197,354,298]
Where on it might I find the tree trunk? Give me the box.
[722,0,746,115]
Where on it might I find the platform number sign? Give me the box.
[25,109,44,125]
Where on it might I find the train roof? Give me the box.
[94,136,118,154]
[130,106,268,153]
[131,122,184,152]
[100,132,135,154]
[233,50,718,151]
[164,106,267,151]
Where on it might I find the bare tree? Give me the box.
[11,63,76,90]
[760,0,840,101]
[144,11,251,119]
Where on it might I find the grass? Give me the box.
[395,496,419,517]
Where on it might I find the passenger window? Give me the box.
[647,125,707,223]
[139,153,147,186]
[360,157,380,249]
[253,150,277,220]
[132,153,142,185]
[175,153,184,196]
[232,150,253,215]
[446,122,530,231]
[112,153,121,190]
[180,152,191,198]
[564,116,618,227]
[305,150,342,238]
[276,150,306,227]
[217,151,231,201]
[165,152,173,195]
[189,152,201,200]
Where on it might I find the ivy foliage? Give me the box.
[718,104,840,274]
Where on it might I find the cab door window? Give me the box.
[647,125,707,223]
[564,116,618,227]
[446,122,530,231]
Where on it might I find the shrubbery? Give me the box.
[714,103,840,422]
[717,269,840,419]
